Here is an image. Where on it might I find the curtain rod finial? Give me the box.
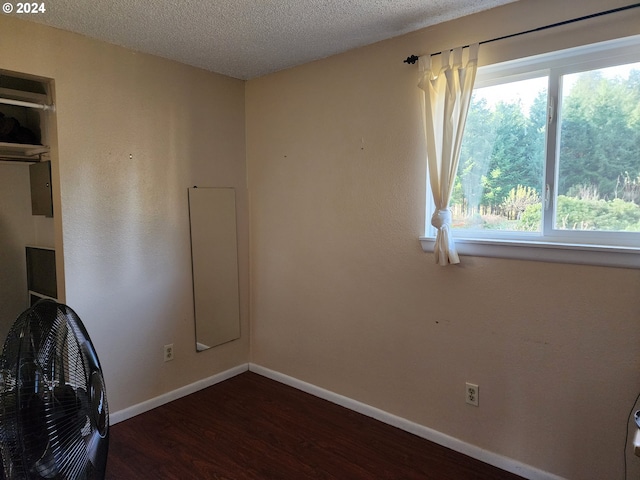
[404,55,419,65]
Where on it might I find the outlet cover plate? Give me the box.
[466,382,479,406]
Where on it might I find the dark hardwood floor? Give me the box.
[106,372,524,479]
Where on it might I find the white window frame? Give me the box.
[420,34,640,268]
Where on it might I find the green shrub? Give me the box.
[516,196,640,232]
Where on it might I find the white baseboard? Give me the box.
[109,363,249,425]
[249,363,566,480]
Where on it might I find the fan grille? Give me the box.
[0,300,109,480]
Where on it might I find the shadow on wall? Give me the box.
[0,214,27,342]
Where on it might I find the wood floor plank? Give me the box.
[106,372,525,479]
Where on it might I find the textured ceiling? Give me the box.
[16,0,519,79]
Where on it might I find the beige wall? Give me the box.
[0,16,249,412]
[246,1,640,478]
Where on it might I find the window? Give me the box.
[421,35,640,268]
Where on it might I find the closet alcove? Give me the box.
[0,69,59,341]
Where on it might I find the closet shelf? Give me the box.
[0,142,49,162]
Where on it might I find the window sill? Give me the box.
[419,236,640,269]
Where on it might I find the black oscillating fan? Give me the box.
[0,299,109,479]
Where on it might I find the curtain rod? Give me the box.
[403,2,640,64]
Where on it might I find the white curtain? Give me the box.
[418,44,479,265]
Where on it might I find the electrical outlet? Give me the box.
[164,344,174,362]
[466,382,479,406]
